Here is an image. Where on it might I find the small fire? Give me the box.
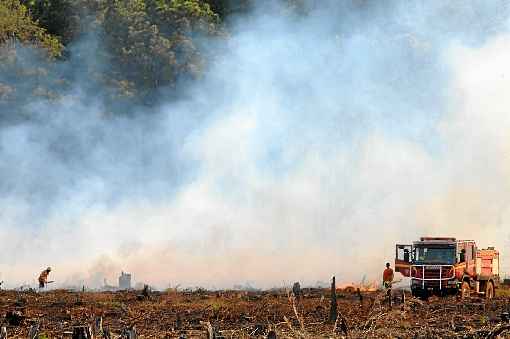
[336,281,378,292]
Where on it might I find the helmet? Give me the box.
[46,267,52,272]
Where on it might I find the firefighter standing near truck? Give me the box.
[383,262,394,305]
[38,267,51,289]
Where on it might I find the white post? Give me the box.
[439,266,442,290]
[422,266,425,289]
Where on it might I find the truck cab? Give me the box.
[395,237,499,299]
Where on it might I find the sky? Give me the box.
[1,0,510,289]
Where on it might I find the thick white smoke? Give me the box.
[1,1,510,289]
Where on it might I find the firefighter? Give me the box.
[383,262,394,286]
[383,262,394,305]
[38,267,52,289]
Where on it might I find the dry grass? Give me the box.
[0,288,509,338]
[497,285,510,297]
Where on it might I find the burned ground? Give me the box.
[0,288,509,338]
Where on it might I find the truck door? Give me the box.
[395,244,412,277]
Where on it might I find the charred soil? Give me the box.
[0,288,509,338]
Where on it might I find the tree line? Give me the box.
[0,0,313,116]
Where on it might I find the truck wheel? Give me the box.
[485,281,494,300]
[461,281,470,299]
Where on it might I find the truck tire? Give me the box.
[461,281,470,299]
[485,281,494,300]
[411,288,427,300]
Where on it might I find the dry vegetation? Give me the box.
[1,287,510,338]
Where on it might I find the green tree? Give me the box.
[204,0,312,19]
[0,0,65,121]
[102,0,220,99]
[204,0,252,19]
[0,0,62,56]
[20,0,78,45]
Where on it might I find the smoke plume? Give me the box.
[1,1,510,289]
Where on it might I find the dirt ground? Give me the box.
[1,287,509,338]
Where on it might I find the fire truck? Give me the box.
[395,237,499,299]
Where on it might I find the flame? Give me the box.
[336,281,378,292]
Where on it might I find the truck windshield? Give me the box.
[414,247,455,264]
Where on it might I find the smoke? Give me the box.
[1,1,510,289]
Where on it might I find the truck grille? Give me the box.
[411,265,454,289]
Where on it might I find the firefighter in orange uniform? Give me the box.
[383,262,394,305]
[383,262,394,287]
[38,267,51,289]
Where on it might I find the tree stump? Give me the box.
[204,322,224,339]
[5,311,24,326]
[102,326,111,339]
[267,330,277,339]
[142,285,150,298]
[205,322,214,339]
[357,288,363,304]
[292,282,301,299]
[27,324,39,339]
[329,276,337,323]
[120,326,137,339]
[175,313,182,330]
[94,317,103,335]
[72,325,93,339]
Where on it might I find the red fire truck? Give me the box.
[395,237,499,299]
